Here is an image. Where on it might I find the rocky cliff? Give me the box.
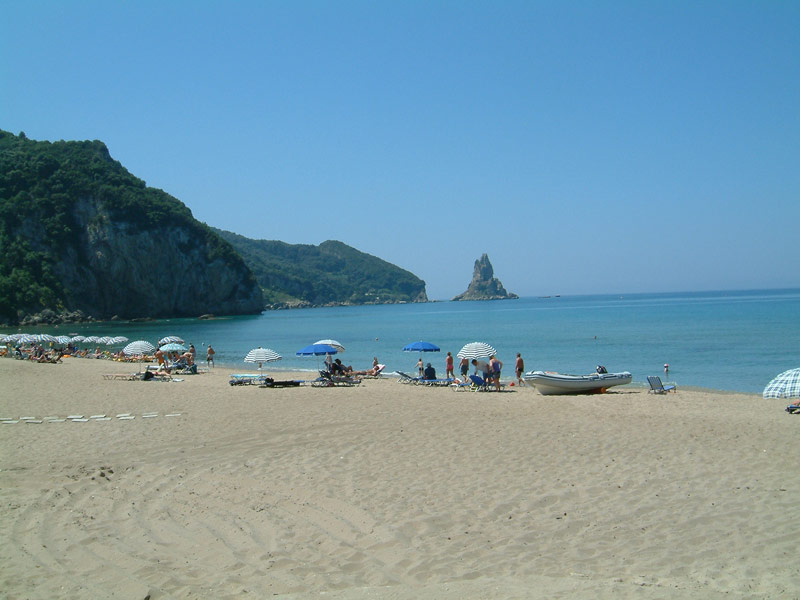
[452,254,518,301]
[0,130,263,324]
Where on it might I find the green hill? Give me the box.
[0,130,263,325]
[213,230,428,307]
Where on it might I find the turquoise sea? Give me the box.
[25,288,800,394]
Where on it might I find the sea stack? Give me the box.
[452,254,518,301]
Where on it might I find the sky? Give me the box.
[3,1,799,300]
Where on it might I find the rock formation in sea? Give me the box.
[451,254,518,301]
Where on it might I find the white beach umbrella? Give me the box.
[123,340,155,356]
[244,347,282,376]
[314,339,345,352]
[763,367,800,399]
[456,342,497,360]
[56,335,71,344]
[159,335,185,346]
[111,336,129,344]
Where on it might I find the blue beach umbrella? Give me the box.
[297,343,338,371]
[402,341,440,353]
[296,343,339,356]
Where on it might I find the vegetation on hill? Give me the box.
[0,130,261,324]
[214,229,428,307]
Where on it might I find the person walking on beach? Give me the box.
[459,356,470,382]
[515,353,525,385]
[206,345,215,368]
[445,352,454,379]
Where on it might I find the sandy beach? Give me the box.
[1,357,798,599]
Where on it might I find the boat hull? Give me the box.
[524,371,632,395]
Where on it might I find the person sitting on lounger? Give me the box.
[423,363,437,380]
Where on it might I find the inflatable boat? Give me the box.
[524,370,632,395]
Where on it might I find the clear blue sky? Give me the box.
[3,1,798,300]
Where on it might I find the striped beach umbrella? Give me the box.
[122,340,155,356]
[159,335,184,346]
[56,335,71,344]
[244,347,282,376]
[763,368,800,399]
[110,336,129,344]
[456,342,497,360]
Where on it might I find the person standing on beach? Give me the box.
[489,355,503,391]
[417,357,424,377]
[459,356,470,381]
[206,345,215,368]
[515,353,525,385]
[445,352,454,379]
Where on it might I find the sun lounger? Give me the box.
[451,379,472,391]
[420,377,455,387]
[229,373,267,386]
[103,373,139,381]
[362,364,386,378]
[312,370,361,387]
[260,379,303,388]
[647,376,677,394]
[396,371,422,384]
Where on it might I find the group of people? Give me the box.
[324,355,383,378]
[416,351,528,390]
[154,343,212,374]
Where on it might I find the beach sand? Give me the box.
[1,358,798,599]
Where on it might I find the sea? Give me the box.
[19,288,800,394]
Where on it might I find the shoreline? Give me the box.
[2,357,797,598]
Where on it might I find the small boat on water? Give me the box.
[524,370,632,395]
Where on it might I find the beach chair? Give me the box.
[396,371,421,384]
[312,370,361,387]
[469,374,491,391]
[362,364,386,379]
[260,378,303,388]
[451,379,472,391]
[647,376,677,394]
[420,377,455,387]
[229,373,266,386]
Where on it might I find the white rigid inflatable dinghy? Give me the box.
[524,370,632,395]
